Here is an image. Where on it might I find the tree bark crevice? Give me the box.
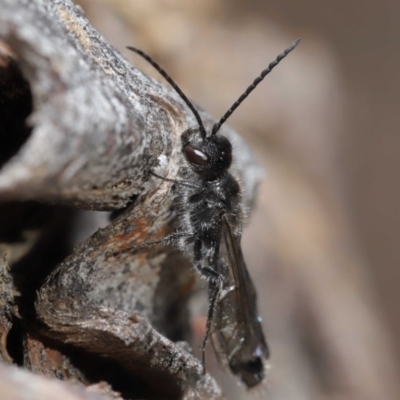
[0,0,260,399]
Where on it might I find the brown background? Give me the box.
[267,0,400,354]
[76,1,400,398]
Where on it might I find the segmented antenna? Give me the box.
[211,38,302,136]
[127,46,207,139]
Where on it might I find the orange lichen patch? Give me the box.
[57,6,91,52]
[107,216,152,251]
[105,215,171,253]
[24,335,67,377]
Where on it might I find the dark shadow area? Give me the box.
[1,200,189,399]
[152,250,193,343]
[0,201,76,368]
[72,350,183,400]
[0,55,33,168]
[8,204,75,303]
[26,330,183,400]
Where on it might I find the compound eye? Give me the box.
[184,145,209,166]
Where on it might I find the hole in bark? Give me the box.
[109,195,139,221]
[5,316,24,365]
[71,351,183,400]
[0,54,33,169]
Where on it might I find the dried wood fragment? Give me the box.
[0,0,261,399]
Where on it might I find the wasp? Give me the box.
[127,38,300,388]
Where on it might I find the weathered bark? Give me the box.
[0,362,122,400]
[0,0,261,399]
[0,255,15,363]
[0,0,258,209]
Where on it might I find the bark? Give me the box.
[0,362,122,400]
[0,0,261,399]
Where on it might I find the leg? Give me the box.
[192,239,224,374]
[150,171,203,190]
[201,268,223,374]
[112,232,193,257]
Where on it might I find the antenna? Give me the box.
[127,47,207,138]
[211,38,301,136]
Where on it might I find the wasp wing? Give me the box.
[209,214,269,388]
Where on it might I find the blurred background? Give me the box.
[75,1,400,399]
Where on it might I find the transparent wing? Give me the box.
[210,214,269,388]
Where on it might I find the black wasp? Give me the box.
[127,38,301,388]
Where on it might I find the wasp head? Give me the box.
[181,128,232,180]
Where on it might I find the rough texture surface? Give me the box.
[0,0,262,399]
[0,255,15,363]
